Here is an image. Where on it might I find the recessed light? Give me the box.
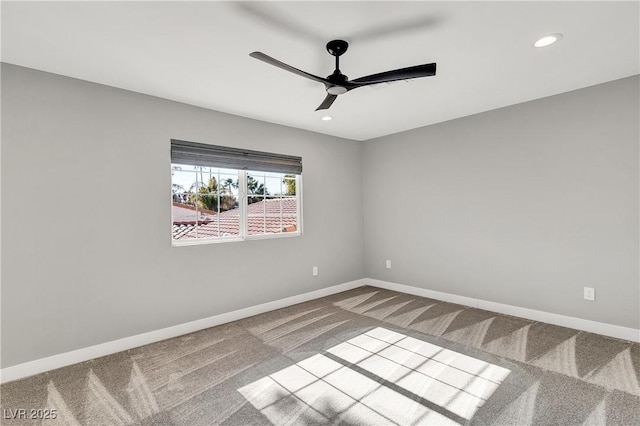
[534,33,563,48]
[321,116,333,121]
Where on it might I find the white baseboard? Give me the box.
[0,279,366,384]
[3,277,637,383]
[366,278,640,343]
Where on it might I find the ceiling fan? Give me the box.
[250,40,437,111]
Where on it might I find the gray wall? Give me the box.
[1,64,364,368]
[363,76,639,329]
[3,63,638,368]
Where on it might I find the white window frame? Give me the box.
[172,168,303,246]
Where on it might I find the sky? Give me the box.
[171,164,291,196]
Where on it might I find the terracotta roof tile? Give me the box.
[172,198,297,240]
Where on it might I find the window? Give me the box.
[171,140,302,245]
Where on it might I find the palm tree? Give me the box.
[192,176,238,212]
[194,177,218,211]
[247,175,268,204]
[282,175,296,196]
[222,178,238,195]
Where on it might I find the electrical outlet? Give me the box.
[385,260,391,269]
[584,287,595,301]
[312,266,318,276]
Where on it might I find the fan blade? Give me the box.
[315,94,338,111]
[250,52,329,85]
[351,63,436,86]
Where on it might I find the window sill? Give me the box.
[172,232,301,247]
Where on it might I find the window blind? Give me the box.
[170,139,302,174]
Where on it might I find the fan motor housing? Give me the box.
[327,70,348,84]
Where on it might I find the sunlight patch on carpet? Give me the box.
[238,327,510,425]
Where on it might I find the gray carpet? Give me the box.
[1,286,639,425]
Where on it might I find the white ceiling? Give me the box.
[2,1,638,141]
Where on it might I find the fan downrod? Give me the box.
[326,40,349,57]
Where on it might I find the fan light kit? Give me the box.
[534,33,563,47]
[250,39,436,111]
